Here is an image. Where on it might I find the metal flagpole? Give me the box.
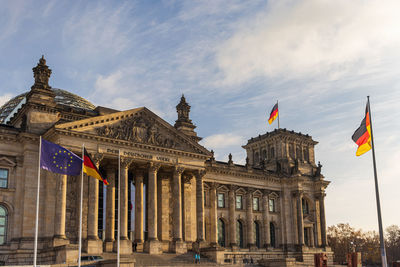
[367,96,388,267]
[277,100,280,129]
[33,136,42,267]
[78,144,84,267]
[117,149,121,267]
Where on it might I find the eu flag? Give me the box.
[40,139,82,176]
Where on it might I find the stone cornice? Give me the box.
[46,127,210,161]
[205,165,281,183]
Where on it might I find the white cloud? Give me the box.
[201,133,245,150]
[216,0,400,85]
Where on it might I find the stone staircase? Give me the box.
[133,251,220,267]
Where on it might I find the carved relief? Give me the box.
[96,116,179,149]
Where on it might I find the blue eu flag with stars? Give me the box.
[40,139,82,176]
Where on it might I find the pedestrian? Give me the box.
[198,252,201,264]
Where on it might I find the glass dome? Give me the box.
[0,88,96,123]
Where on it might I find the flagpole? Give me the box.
[118,149,121,267]
[277,100,280,129]
[367,96,387,267]
[78,144,84,267]
[33,136,42,267]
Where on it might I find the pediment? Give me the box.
[55,107,211,156]
[0,156,16,167]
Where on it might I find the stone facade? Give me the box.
[0,57,332,265]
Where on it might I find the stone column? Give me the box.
[171,166,186,253]
[116,158,133,254]
[85,154,103,254]
[262,192,270,249]
[310,227,315,247]
[104,167,115,252]
[53,174,69,246]
[195,170,205,244]
[246,190,256,250]
[145,163,161,254]
[295,191,304,247]
[319,192,327,247]
[134,169,144,251]
[209,182,218,246]
[228,185,237,248]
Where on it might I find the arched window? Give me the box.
[303,148,309,162]
[302,198,309,215]
[0,205,7,245]
[270,222,276,248]
[262,150,267,160]
[254,152,259,165]
[218,219,226,247]
[270,147,275,158]
[296,146,301,160]
[236,220,244,248]
[254,221,260,248]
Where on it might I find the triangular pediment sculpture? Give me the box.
[55,107,211,156]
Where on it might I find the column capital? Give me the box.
[121,157,134,169]
[148,162,161,173]
[315,191,326,199]
[229,184,238,192]
[91,153,104,165]
[195,169,206,179]
[210,182,219,190]
[292,190,303,198]
[174,166,185,175]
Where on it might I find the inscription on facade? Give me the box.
[99,146,177,163]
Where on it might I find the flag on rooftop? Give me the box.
[40,139,82,175]
[268,103,279,125]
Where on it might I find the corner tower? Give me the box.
[242,128,319,176]
[174,94,201,142]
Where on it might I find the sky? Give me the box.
[0,0,399,231]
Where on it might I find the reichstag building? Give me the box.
[0,57,332,266]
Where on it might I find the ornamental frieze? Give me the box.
[95,116,179,149]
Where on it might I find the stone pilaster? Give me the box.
[85,153,103,254]
[209,182,218,247]
[246,190,256,250]
[318,192,327,247]
[145,163,162,254]
[228,185,237,249]
[295,191,304,247]
[195,170,205,244]
[134,170,144,252]
[116,158,133,254]
[53,174,69,247]
[171,166,186,253]
[104,167,115,252]
[262,192,270,249]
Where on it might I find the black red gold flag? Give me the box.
[83,148,109,185]
[351,103,372,156]
[268,103,278,125]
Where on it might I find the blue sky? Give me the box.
[1,0,399,231]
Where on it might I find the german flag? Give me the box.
[268,103,278,124]
[352,103,372,156]
[83,148,109,185]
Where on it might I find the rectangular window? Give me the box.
[217,193,225,208]
[236,195,242,209]
[269,198,275,212]
[0,169,8,188]
[253,197,259,211]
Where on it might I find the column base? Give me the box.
[133,239,144,252]
[103,239,114,252]
[248,243,258,251]
[144,239,162,254]
[113,238,132,254]
[230,243,239,251]
[171,240,187,254]
[84,237,103,254]
[52,235,69,247]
